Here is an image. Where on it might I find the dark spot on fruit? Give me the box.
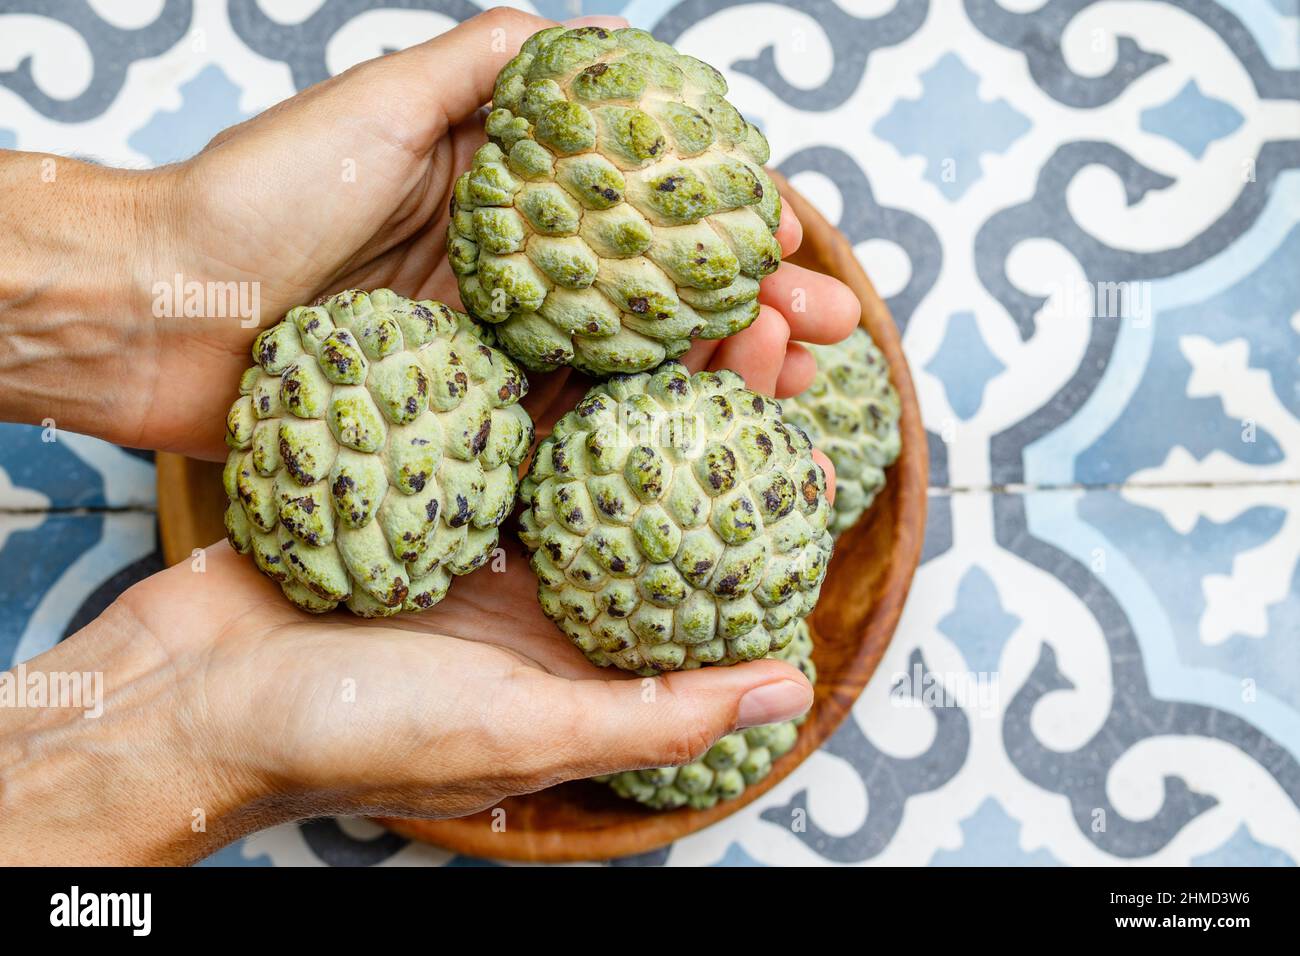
[584,63,609,77]
[425,499,440,523]
[386,578,409,607]
[412,437,429,446]
[667,377,687,394]
[450,494,471,527]
[657,176,683,193]
[405,397,419,417]
[470,418,491,455]
[259,396,270,413]
[628,296,649,314]
[409,472,427,493]
[801,474,818,506]
[610,557,626,573]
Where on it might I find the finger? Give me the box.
[813,448,836,504]
[679,337,721,373]
[387,8,557,138]
[520,659,814,780]
[703,306,790,396]
[775,199,803,257]
[774,342,816,398]
[759,262,861,344]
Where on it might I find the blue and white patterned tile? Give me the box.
[0,512,160,670]
[0,424,155,510]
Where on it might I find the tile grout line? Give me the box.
[932,478,1300,495]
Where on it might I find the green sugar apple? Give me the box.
[518,362,832,674]
[448,25,782,376]
[223,289,534,616]
[783,327,900,537]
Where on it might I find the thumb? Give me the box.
[387,10,629,142]
[522,660,814,782]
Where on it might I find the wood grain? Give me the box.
[156,174,928,863]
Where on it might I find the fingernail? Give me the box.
[736,680,811,729]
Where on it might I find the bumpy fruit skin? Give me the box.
[596,621,816,811]
[783,328,901,537]
[518,362,832,674]
[223,290,535,617]
[448,26,782,377]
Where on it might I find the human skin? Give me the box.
[0,9,856,865]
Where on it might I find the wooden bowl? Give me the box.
[156,174,927,863]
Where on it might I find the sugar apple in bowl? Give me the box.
[222,289,535,617]
[783,327,901,537]
[596,620,816,810]
[518,362,833,673]
[448,25,782,376]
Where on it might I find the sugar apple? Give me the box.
[596,620,816,810]
[448,25,782,376]
[222,289,535,616]
[518,362,832,674]
[783,328,900,537]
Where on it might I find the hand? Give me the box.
[0,542,813,865]
[0,7,860,459]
